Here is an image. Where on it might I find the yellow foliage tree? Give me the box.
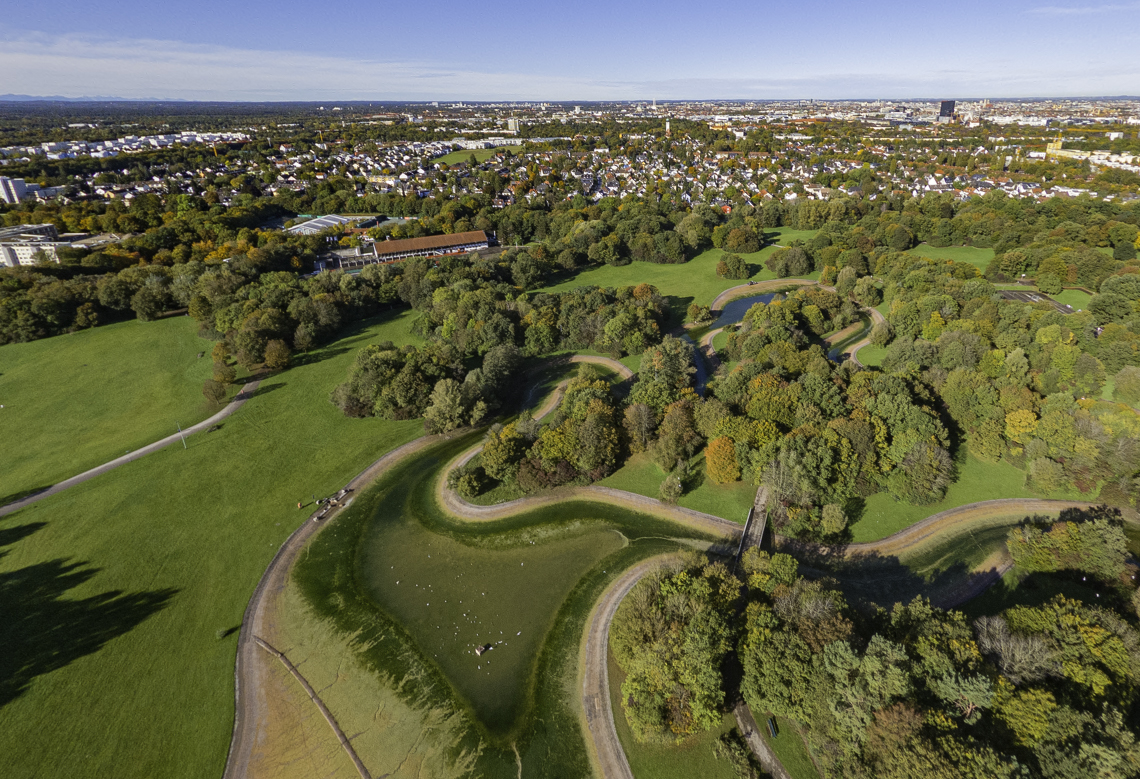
[705,437,741,484]
[1004,409,1038,443]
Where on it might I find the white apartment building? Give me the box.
[0,176,28,204]
[0,224,64,267]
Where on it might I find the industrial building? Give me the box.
[338,230,491,269]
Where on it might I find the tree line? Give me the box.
[612,508,1140,779]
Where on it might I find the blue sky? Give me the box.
[2,0,1138,100]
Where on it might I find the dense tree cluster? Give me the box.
[741,556,1140,777]
[610,556,741,742]
[611,509,1140,778]
[1007,509,1127,581]
[0,195,298,343]
[454,363,624,495]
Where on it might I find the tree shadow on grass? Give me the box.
[0,522,177,707]
[789,544,1006,612]
[0,486,52,509]
[251,382,285,398]
[290,346,351,368]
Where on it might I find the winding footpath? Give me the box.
[0,380,261,519]
[224,350,1105,779]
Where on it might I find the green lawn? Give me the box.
[0,310,429,779]
[711,330,733,372]
[600,451,755,522]
[0,316,223,502]
[852,454,1045,543]
[433,146,518,165]
[855,343,887,367]
[1053,288,1093,311]
[906,243,994,271]
[608,650,738,779]
[359,497,624,727]
[539,227,818,322]
[761,715,821,779]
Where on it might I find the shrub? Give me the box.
[717,253,749,279]
[263,339,291,370]
[1036,272,1063,295]
[660,472,684,503]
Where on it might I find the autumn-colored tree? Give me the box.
[1004,409,1038,443]
[706,436,741,484]
[264,339,292,370]
[213,360,237,385]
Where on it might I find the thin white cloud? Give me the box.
[1030,2,1140,13]
[0,28,1137,101]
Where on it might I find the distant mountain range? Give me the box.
[0,94,185,102]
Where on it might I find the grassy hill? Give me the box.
[0,316,221,502]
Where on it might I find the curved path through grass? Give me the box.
[226,353,1104,779]
[0,379,261,519]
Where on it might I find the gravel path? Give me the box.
[709,279,817,313]
[0,379,261,518]
[847,305,886,368]
[223,431,460,779]
[581,556,676,779]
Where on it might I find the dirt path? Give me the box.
[581,555,677,779]
[223,431,462,779]
[848,306,886,368]
[734,703,793,779]
[782,498,1093,560]
[0,379,261,518]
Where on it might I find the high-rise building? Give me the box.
[938,101,956,122]
[0,176,28,204]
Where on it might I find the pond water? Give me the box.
[711,293,775,329]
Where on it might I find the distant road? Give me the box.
[0,380,260,518]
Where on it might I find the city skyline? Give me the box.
[3,0,1140,101]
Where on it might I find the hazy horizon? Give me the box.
[3,0,1139,101]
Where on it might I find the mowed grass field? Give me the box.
[906,243,995,271]
[1053,288,1093,310]
[0,309,428,779]
[852,454,1045,543]
[854,343,887,367]
[433,147,518,165]
[0,316,220,501]
[601,451,756,522]
[291,433,726,776]
[539,227,818,321]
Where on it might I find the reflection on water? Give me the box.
[712,293,775,329]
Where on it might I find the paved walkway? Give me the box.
[0,380,261,518]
